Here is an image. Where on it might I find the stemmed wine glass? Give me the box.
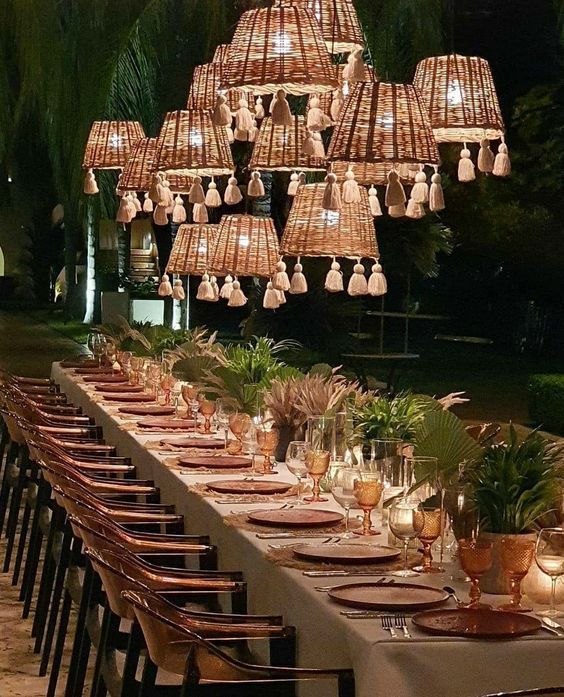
[160,373,177,406]
[256,426,279,474]
[228,412,252,454]
[389,497,424,577]
[353,474,383,536]
[286,441,308,505]
[199,398,216,434]
[92,335,107,367]
[412,508,445,574]
[497,536,535,613]
[458,538,493,609]
[304,448,330,503]
[331,466,362,538]
[181,384,202,427]
[216,398,237,448]
[129,356,144,385]
[535,528,564,618]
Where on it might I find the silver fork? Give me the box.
[381,615,398,638]
[395,614,411,638]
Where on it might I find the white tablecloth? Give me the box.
[52,363,564,697]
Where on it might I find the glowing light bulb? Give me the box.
[447,79,463,106]
[189,128,203,147]
[323,210,340,225]
[273,31,292,55]
[198,244,208,254]
[376,112,394,129]
[342,81,350,97]
[239,236,250,248]
[109,133,122,149]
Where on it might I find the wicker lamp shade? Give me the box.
[288,0,364,54]
[249,116,326,172]
[221,4,338,96]
[212,44,230,64]
[187,63,247,112]
[281,183,378,258]
[327,81,439,167]
[117,138,195,194]
[155,110,234,177]
[210,215,280,278]
[331,160,413,185]
[166,224,220,275]
[82,120,145,170]
[413,54,504,143]
[306,63,376,117]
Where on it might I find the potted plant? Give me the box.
[467,426,564,593]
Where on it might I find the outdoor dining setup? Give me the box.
[0,323,563,697]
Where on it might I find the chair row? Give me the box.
[0,368,355,697]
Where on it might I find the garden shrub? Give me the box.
[528,374,564,434]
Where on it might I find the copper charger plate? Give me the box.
[61,359,99,369]
[293,543,401,565]
[83,375,127,384]
[138,418,198,430]
[94,384,144,393]
[104,394,156,403]
[412,609,541,639]
[328,582,449,610]
[118,405,176,417]
[248,509,344,528]
[178,456,252,469]
[74,367,112,374]
[207,480,293,495]
[160,437,223,449]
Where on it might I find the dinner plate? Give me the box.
[94,384,144,393]
[178,456,252,469]
[83,374,127,383]
[137,418,197,430]
[293,543,401,565]
[104,394,156,403]
[118,405,176,417]
[73,367,113,374]
[61,359,99,369]
[328,582,450,610]
[206,480,293,495]
[412,609,542,639]
[160,437,224,449]
[248,509,343,528]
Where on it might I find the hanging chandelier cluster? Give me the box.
[82,0,510,311]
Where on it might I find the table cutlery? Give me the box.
[443,585,464,607]
[315,578,394,593]
[540,618,564,636]
[256,533,337,540]
[269,537,341,549]
[395,614,412,638]
[381,615,398,638]
[303,571,398,578]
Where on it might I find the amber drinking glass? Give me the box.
[129,356,144,385]
[198,399,216,434]
[181,383,202,425]
[412,508,445,573]
[458,539,493,609]
[228,412,252,454]
[497,537,535,613]
[256,426,279,474]
[304,449,331,502]
[353,475,383,536]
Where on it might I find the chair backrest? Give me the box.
[480,690,564,697]
[123,589,264,681]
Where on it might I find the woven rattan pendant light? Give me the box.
[187,63,247,113]
[221,3,338,96]
[209,214,281,308]
[413,54,509,180]
[289,0,364,54]
[327,81,441,217]
[212,44,230,64]
[166,224,220,275]
[155,110,234,177]
[249,116,326,173]
[280,183,386,296]
[82,120,145,194]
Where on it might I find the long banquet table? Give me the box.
[52,362,564,697]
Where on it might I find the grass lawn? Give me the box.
[346,337,564,427]
[30,308,90,347]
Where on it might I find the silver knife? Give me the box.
[303,571,398,577]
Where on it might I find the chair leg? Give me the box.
[46,587,72,697]
[39,525,73,675]
[138,654,158,697]
[119,621,144,697]
[20,477,48,606]
[65,562,100,697]
[12,478,36,585]
[90,599,113,697]
[32,503,63,646]
[0,442,18,535]
[337,672,356,697]
[3,455,27,572]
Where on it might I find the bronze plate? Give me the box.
[293,543,401,565]
[248,509,343,528]
[94,384,144,393]
[207,480,293,495]
[178,456,252,469]
[137,418,197,430]
[160,437,223,449]
[328,582,449,610]
[104,394,156,403]
[83,375,127,383]
[412,609,542,639]
[118,405,176,417]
